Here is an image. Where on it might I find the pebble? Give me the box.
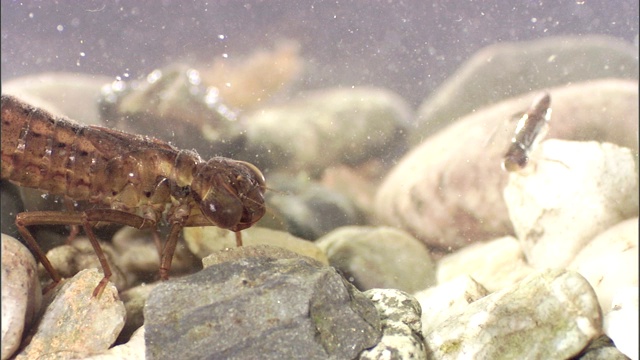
[414,275,488,335]
[15,269,125,360]
[359,289,427,360]
[144,245,381,359]
[376,79,638,250]
[117,283,157,345]
[436,236,534,292]
[423,269,602,359]
[45,238,128,293]
[435,236,534,292]
[604,287,639,360]
[569,217,639,312]
[315,226,436,293]
[1,234,42,360]
[111,226,201,285]
[504,140,638,268]
[412,35,639,143]
[264,173,367,240]
[83,326,146,360]
[184,226,329,265]
[244,86,411,175]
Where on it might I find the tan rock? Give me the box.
[375,79,638,250]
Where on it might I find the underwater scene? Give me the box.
[1,1,638,359]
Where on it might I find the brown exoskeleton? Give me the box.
[1,94,266,296]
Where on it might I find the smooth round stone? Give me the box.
[505,140,638,269]
[436,236,534,292]
[569,218,639,312]
[3,72,112,125]
[315,226,436,293]
[414,275,488,335]
[244,86,411,175]
[45,238,128,293]
[376,79,638,251]
[82,326,146,360]
[603,287,639,360]
[412,35,639,143]
[184,226,329,266]
[424,269,603,359]
[1,234,42,360]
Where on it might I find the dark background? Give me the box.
[1,0,638,107]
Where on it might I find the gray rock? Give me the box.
[359,289,427,360]
[266,174,367,240]
[376,79,638,250]
[1,234,42,360]
[315,226,436,293]
[504,140,638,269]
[244,87,411,175]
[144,245,381,359]
[15,269,125,360]
[412,35,639,144]
[424,269,602,359]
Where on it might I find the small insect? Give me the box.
[502,92,552,172]
[1,94,266,297]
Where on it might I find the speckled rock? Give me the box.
[184,226,329,265]
[436,236,534,292]
[412,35,639,144]
[376,79,639,250]
[1,234,42,360]
[144,245,380,359]
[244,87,411,175]
[315,226,436,293]
[359,289,427,360]
[505,140,638,269]
[604,287,638,360]
[424,269,603,359]
[15,269,125,360]
[413,275,488,335]
[569,218,639,312]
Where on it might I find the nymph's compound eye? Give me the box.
[191,161,244,230]
[191,158,266,232]
[235,160,266,190]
